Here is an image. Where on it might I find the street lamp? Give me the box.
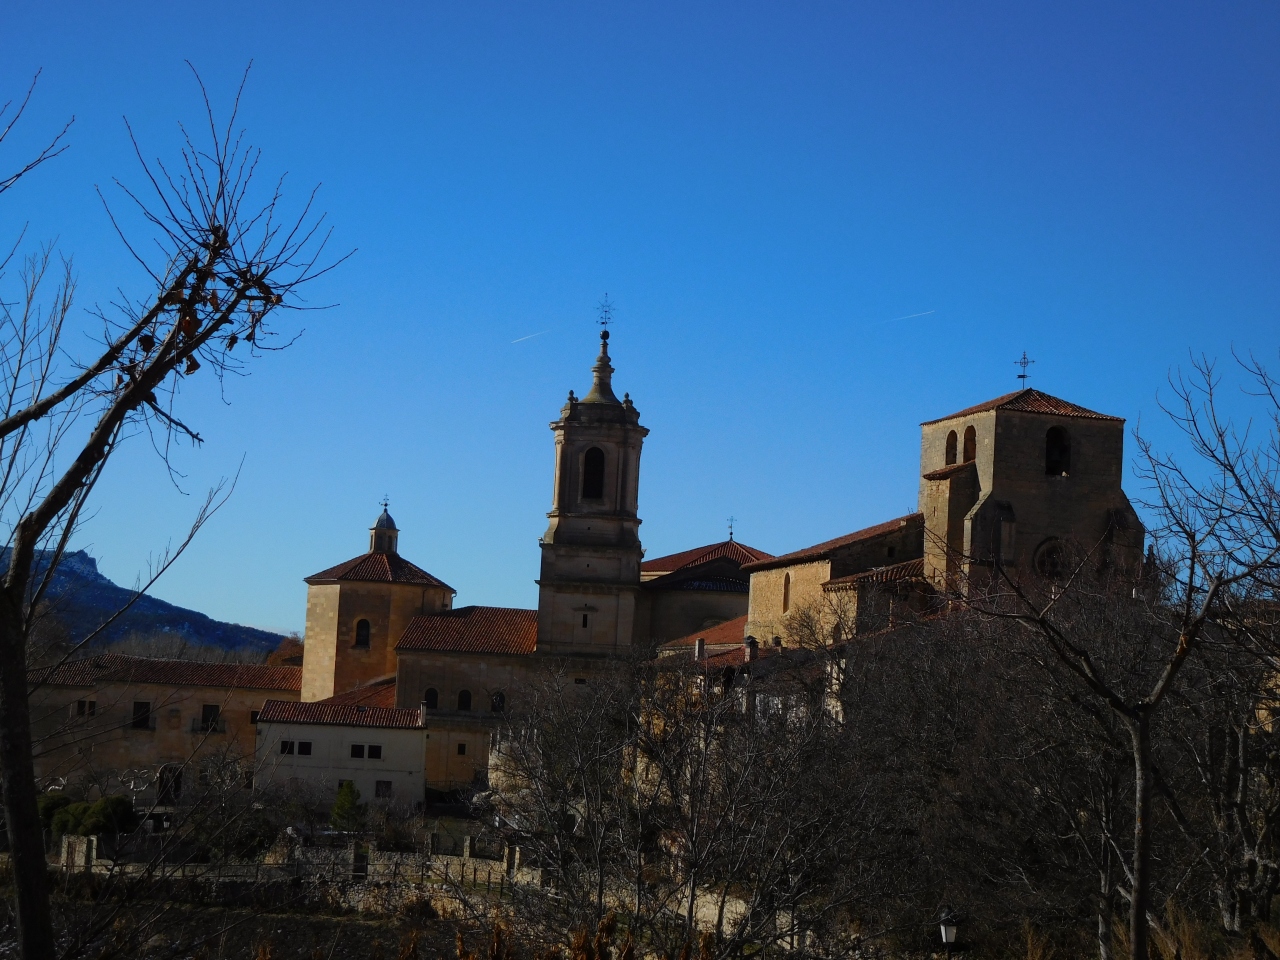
[940,916,959,960]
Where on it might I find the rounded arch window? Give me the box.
[1045,426,1071,476]
[457,689,472,712]
[423,688,438,710]
[490,691,506,714]
[354,619,371,648]
[962,426,977,463]
[1034,539,1066,580]
[157,764,183,804]
[582,447,605,500]
[782,573,791,613]
[945,430,958,465]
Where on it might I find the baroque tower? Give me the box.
[537,330,648,656]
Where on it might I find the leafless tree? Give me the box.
[0,68,341,960]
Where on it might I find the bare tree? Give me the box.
[944,356,1280,960]
[0,68,340,959]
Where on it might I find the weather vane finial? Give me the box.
[1015,351,1035,383]
[380,495,390,510]
[727,516,737,541]
[597,294,613,335]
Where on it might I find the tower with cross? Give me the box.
[537,302,650,656]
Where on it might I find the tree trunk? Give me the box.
[0,596,55,960]
[1130,714,1153,960]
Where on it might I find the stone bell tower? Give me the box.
[536,329,648,656]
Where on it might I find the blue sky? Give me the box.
[2,3,1277,634]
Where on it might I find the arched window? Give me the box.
[1045,426,1071,476]
[354,619,371,648]
[782,573,791,613]
[457,690,472,712]
[490,691,506,714]
[158,764,183,804]
[423,688,438,709]
[962,426,977,463]
[945,430,958,465]
[1034,539,1066,580]
[582,447,605,500]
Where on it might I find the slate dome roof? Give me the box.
[372,507,397,530]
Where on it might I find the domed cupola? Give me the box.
[370,504,399,554]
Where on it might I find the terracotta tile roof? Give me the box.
[921,388,1123,426]
[305,552,453,589]
[323,676,399,709]
[702,645,779,669]
[641,540,773,574]
[741,514,923,573]
[396,606,538,656]
[824,558,926,591]
[31,654,301,692]
[257,698,420,729]
[660,615,749,651]
[922,461,977,481]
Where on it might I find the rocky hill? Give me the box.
[13,549,285,655]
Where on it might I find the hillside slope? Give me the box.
[12,550,285,654]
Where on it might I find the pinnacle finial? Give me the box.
[582,298,620,404]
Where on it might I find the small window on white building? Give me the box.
[350,744,365,759]
[375,780,393,799]
[367,744,383,760]
[298,741,312,756]
[280,740,295,755]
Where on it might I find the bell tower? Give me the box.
[537,329,648,656]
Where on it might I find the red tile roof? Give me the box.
[305,552,453,589]
[257,698,420,729]
[397,606,538,656]
[660,615,748,651]
[641,540,773,574]
[824,558,926,591]
[921,388,1123,425]
[323,676,399,708]
[741,514,923,573]
[702,645,779,669]
[31,655,301,692]
[921,461,976,481]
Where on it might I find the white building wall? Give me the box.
[255,722,425,805]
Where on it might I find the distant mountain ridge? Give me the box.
[9,549,285,654]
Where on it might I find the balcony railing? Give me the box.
[190,718,226,734]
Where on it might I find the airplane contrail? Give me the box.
[880,309,935,325]
[511,330,551,344]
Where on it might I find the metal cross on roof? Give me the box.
[1015,351,1035,383]
[597,294,614,330]
[727,516,737,541]
[380,495,390,510]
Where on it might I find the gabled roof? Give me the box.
[31,654,302,692]
[660,615,748,651]
[824,558,926,591]
[305,552,453,589]
[641,540,773,575]
[397,606,538,656]
[257,697,420,730]
[921,388,1123,426]
[741,514,923,573]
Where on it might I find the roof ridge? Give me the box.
[921,388,1122,425]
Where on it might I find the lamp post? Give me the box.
[940,916,959,960]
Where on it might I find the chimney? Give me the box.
[693,637,706,660]
[744,636,759,662]
[419,702,430,727]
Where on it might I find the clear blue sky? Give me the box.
[2,3,1277,634]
